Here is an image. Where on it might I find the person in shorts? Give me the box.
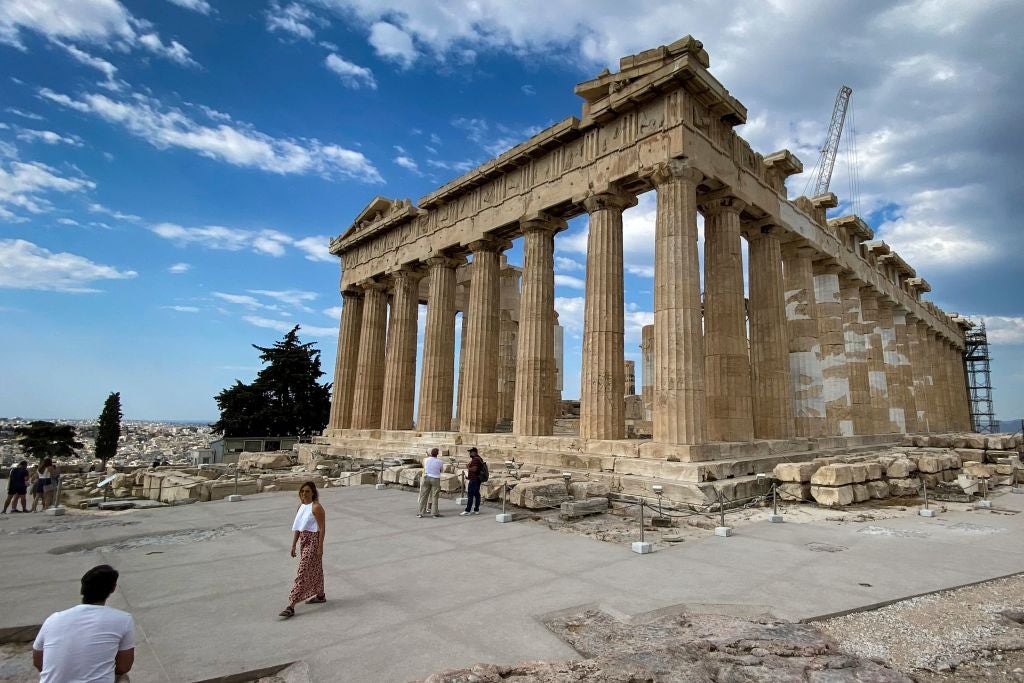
[2,460,29,513]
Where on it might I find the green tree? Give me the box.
[15,421,83,461]
[212,325,331,437]
[95,391,123,469]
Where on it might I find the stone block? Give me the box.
[567,481,610,499]
[481,478,508,501]
[852,483,870,503]
[439,472,463,493]
[810,464,853,486]
[398,468,423,487]
[811,485,855,507]
[773,462,818,483]
[509,480,571,510]
[951,436,967,449]
[777,482,811,503]
[988,450,1019,462]
[921,473,942,488]
[877,455,898,470]
[559,497,609,519]
[912,436,929,447]
[929,435,954,448]
[849,464,868,483]
[889,478,921,497]
[964,435,987,449]
[884,458,916,479]
[963,461,994,478]
[987,435,1008,450]
[917,455,943,474]
[867,480,890,499]
[865,462,883,481]
[995,463,1015,476]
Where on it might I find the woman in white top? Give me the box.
[279,481,326,618]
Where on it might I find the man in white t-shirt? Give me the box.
[417,448,444,518]
[33,564,136,683]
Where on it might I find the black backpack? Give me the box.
[478,459,489,483]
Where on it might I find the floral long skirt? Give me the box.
[288,530,324,604]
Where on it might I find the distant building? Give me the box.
[206,436,299,464]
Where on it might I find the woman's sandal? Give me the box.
[306,595,326,604]
[278,606,295,618]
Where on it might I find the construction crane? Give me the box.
[812,85,853,196]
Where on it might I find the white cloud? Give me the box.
[324,53,376,89]
[556,192,659,279]
[0,160,94,221]
[214,292,271,309]
[967,316,1024,346]
[248,289,318,312]
[14,128,83,146]
[394,155,420,173]
[242,315,337,337]
[40,87,383,182]
[167,262,190,274]
[55,41,120,87]
[266,1,323,40]
[0,238,136,292]
[322,305,343,319]
[5,107,43,120]
[292,235,334,263]
[554,256,583,272]
[521,84,536,95]
[57,218,79,225]
[165,305,199,312]
[152,223,293,256]
[166,0,212,14]
[368,21,416,67]
[0,0,197,68]
[88,202,140,222]
[554,296,584,334]
[554,273,584,290]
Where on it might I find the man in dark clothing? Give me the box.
[3,460,29,513]
[460,447,484,516]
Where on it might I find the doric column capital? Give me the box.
[519,212,567,235]
[742,218,782,241]
[358,278,388,293]
[467,237,512,254]
[425,253,465,270]
[389,263,425,285]
[699,193,747,217]
[877,298,895,311]
[812,260,845,276]
[581,190,638,213]
[643,158,704,188]
[858,286,879,301]
[341,288,364,301]
[781,242,818,260]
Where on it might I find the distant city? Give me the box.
[0,417,215,466]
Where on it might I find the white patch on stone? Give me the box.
[869,370,889,395]
[893,310,907,325]
[823,376,850,405]
[789,350,825,417]
[839,419,855,436]
[890,407,906,432]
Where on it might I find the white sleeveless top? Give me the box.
[292,503,319,532]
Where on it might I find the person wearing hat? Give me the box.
[460,447,485,516]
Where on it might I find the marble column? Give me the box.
[702,195,754,442]
[328,289,363,431]
[813,264,853,436]
[941,339,959,432]
[747,226,794,439]
[894,308,919,432]
[514,217,563,436]
[580,191,635,441]
[624,361,636,395]
[839,276,871,435]
[380,267,422,431]
[350,282,388,430]
[460,239,505,433]
[417,256,460,432]
[905,315,928,431]
[926,331,948,431]
[648,160,704,444]
[496,311,517,422]
[782,244,826,437]
[454,310,468,429]
[859,288,889,434]
[915,320,938,431]
[641,324,654,422]
[877,300,904,433]
[956,345,971,430]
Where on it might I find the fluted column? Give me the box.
[927,331,948,431]
[380,267,422,431]
[813,264,852,436]
[877,300,904,433]
[840,276,871,434]
[905,315,928,431]
[893,308,919,432]
[915,320,938,431]
[859,288,889,434]
[328,289,364,431]
[955,345,971,430]
[702,195,753,442]
[783,244,826,437]
[454,310,468,428]
[647,160,704,444]
[514,217,563,435]
[580,191,636,440]
[941,339,958,432]
[460,239,506,433]
[496,311,517,422]
[417,256,461,432]
[641,324,654,422]
[350,282,388,430]
[747,226,794,439]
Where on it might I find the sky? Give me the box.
[1,0,1022,423]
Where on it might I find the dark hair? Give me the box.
[299,481,319,502]
[18,460,27,467]
[42,457,53,468]
[81,565,118,604]
[430,448,439,457]
[468,447,478,454]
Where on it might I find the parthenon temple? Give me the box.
[315,36,972,493]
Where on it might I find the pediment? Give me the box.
[341,196,395,241]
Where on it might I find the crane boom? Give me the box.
[813,85,852,196]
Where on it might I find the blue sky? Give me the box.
[1,0,1022,423]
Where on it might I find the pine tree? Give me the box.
[15,421,83,461]
[95,391,122,469]
[213,326,331,437]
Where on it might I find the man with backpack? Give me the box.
[460,447,487,516]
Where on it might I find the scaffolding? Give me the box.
[964,320,998,433]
